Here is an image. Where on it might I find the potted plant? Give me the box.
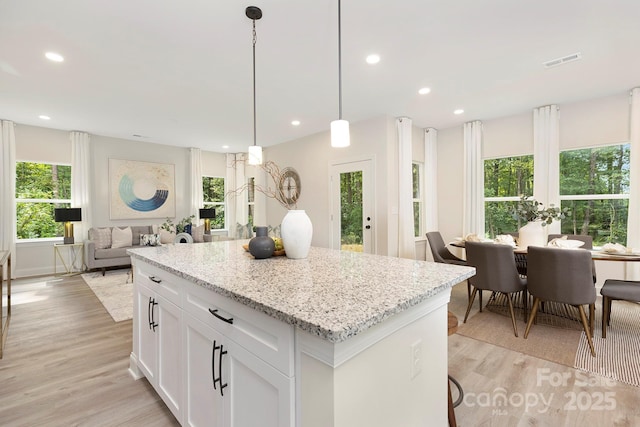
[511,195,571,248]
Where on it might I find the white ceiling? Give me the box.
[1,0,639,153]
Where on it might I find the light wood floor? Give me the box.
[448,281,640,426]
[0,273,179,427]
[2,275,639,426]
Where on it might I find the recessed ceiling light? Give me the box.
[222,145,229,149]
[45,52,64,62]
[365,54,380,64]
[453,109,464,115]
[418,87,431,95]
[39,115,51,120]
[291,120,301,126]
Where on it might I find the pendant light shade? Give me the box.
[247,145,263,165]
[246,6,263,165]
[330,119,350,148]
[331,0,350,148]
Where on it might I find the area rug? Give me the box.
[456,308,582,367]
[81,270,133,322]
[458,296,640,388]
[575,299,640,387]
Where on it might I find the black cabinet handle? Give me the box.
[148,297,153,330]
[209,308,234,324]
[212,340,218,389]
[212,340,229,397]
[149,276,162,283]
[148,297,158,332]
[219,344,228,396]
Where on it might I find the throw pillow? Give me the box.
[191,224,205,243]
[141,233,161,246]
[268,224,281,238]
[159,228,176,244]
[236,223,253,239]
[112,226,133,249]
[89,227,112,249]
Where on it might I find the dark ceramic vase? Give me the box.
[248,226,275,259]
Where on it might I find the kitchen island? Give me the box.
[128,241,474,427]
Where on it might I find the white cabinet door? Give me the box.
[183,313,225,427]
[225,339,295,427]
[156,294,183,422]
[135,282,157,382]
[183,313,294,427]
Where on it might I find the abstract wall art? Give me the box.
[109,159,176,219]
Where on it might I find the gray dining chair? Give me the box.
[426,231,467,266]
[524,246,597,356]
[600,279,640,338]
[463,241,528,336]
[426,231,472,302]
[548,234,597,284]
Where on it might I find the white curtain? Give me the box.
[225,153,248,238]
[424,128,438,233]
[397,117,415,259]
[627,88,640,280]
[225,153,237,238]
[190,148,203,221]
[70,132,92,246]
[462,121,484,237]
[533,105,560,234]
[0,120,16,277]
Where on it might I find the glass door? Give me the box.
[330,160,374,253]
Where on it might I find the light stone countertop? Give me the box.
[128,241,475,343]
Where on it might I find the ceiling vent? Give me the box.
[544,52,582,68]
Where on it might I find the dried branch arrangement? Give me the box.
[227,160,296,210]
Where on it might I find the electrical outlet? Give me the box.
[410,339,422,379]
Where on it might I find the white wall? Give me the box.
[264,115,395,255]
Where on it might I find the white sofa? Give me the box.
[84,225,153,274]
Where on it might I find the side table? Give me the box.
[1,250,11,358]
[54,243,86,276]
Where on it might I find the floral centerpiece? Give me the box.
[511,195,570,226]
[511,195,570,248]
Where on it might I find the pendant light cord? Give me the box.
[252,20,257,147]
[337,0,343,120]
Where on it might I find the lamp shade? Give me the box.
[199,208,216,219]
[54,208,82,222]
[247,145,263,165]
[331,119,350,148]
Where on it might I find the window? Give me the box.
[559,144,630,246]
[202,176,226,229]
[484,155,534,237]
[15,161,71,239]
[412,162,423,238]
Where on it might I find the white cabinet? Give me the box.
[183,313,294,427]
[133,265,183,422]
[131,258,294,427]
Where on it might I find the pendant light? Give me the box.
[331,0,350,148]
[246,6,263,165]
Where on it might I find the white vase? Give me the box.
[518,220,547,248]
[281,210,313,259]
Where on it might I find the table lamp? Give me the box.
[199,208,216,234]
[54,208,82,244]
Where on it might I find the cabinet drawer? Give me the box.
[134,261,182,307]
[184,282,294,377]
